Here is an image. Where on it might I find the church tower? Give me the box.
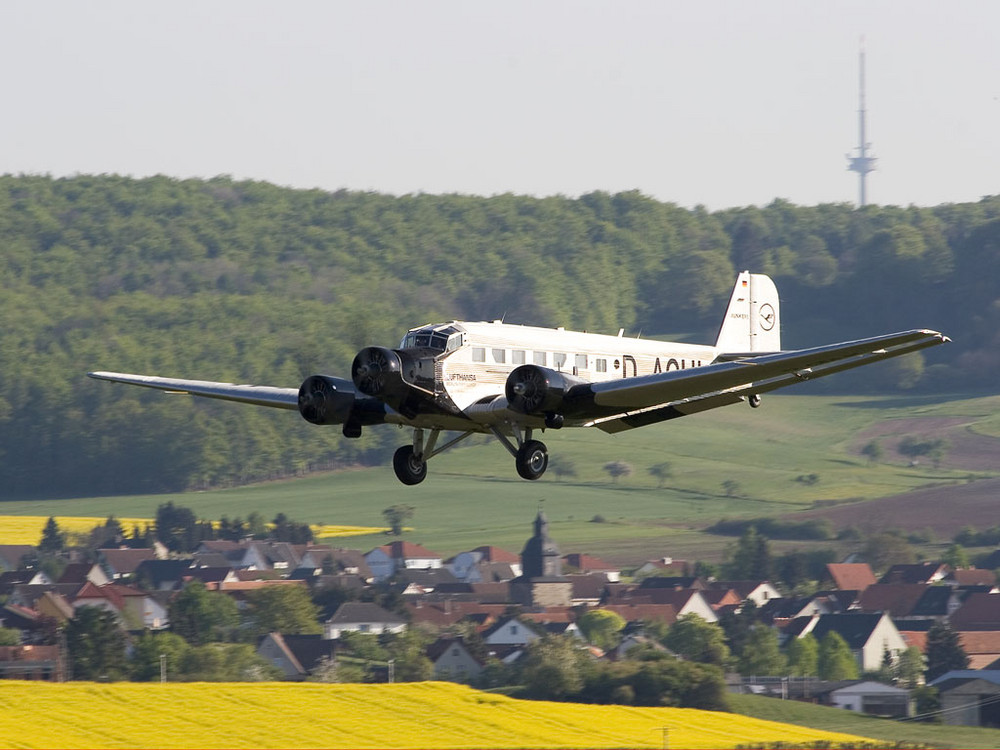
[511,509,571,608]
[520,510,562,578]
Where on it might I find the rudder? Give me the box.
[715,271,781,353]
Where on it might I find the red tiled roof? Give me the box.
[387,541,441,560]
[602,603,678,625]
[471,546,519,564]
[826,563,877,591]
[950,592,1000,630]
[856,584,930,617]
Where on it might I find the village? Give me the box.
[3,507,1000,729]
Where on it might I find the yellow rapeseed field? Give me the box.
[0,516,385,546]
[0,681,876,749]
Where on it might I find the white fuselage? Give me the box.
[399,320,719,429]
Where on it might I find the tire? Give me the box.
[515,440,548,481]
[393,445,428,485]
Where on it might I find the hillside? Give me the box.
[0,680,876,749]
[1,175,997,498]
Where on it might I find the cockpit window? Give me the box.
[401,325,462,353]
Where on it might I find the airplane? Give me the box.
[88,271,948,486]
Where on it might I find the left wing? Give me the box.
[87,371,300,410]
[581,329,948,433]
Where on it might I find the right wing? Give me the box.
[86,371,300,410]
[583,329,948,433]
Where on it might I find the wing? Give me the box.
[583,329,949,433]
[87,371,300,410]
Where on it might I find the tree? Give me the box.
[737,627,786,676]
[155,501,201,553]
[941,543,970,570]
[786,632,819,677]
[168,580,239,645]
[925,621,968,682]
[519,635,586,700]
[602,461,633,484]
[861,440,883,465]
[721,479,742,497]
[38,516,66,554]
[384,628,433,682]
[726,526,772,580]
[548,457,578,481]
[0,628,20,646]
[66,606,129,680]
[130,631,190,681]
[862,531,916,572]
[817,631,858,681]
[663,613,729,667]
[382,504,415,536]
[244,585,322,638]
[647,462,672,488]
[577,609,627,651]
[895,645,925,689]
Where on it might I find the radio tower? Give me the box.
[846,39,876,206]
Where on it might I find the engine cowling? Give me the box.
[298,375,357,426]
[351,346,407,398]
[505,365,586,418]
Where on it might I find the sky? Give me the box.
[1,1,998,210]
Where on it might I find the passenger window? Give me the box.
[492,349,506,364]
[533,351,547,366]
[472,348,485,362]
[553,353,567,370]
[512,350,526,365]
[575,354,588,370]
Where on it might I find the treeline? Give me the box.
[2,175,998,497]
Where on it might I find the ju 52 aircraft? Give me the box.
[89,272,948,485]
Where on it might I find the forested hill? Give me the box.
[2,175,998,498]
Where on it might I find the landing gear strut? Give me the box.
[490,424,549,481]
[390,428,474,485]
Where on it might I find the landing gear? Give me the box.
[390,428,475,485]
[516,440,549,481]
[748,394,762,408]
[393,445,427,485]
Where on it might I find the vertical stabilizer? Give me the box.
[715,272,781,353]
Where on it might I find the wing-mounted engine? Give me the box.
[297,375,385,437]
[505,365,587,428]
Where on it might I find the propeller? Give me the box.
[506,365,550,413]
[352,347,400,397]
[297,375,356,425]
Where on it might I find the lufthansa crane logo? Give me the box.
[759,303,776,331]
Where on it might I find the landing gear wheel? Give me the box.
[515,440,548,481]
[393,445,428,485]
[748,394,762,408]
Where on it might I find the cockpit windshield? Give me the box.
[400,325,463,353]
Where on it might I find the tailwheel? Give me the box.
[515,439,548,481]
[393,445,428,485]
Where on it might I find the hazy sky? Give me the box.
[2,1,997,209]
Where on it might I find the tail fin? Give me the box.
[714,271,781,353]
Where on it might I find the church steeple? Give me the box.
[521,510,562,578]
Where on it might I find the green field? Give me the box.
[5,393,998,564]
[729,693,1000,749]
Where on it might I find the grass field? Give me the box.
[0,681,878,749]
[729,693,1000,749]
[3,393,997,565]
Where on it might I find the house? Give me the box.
[133,559,196,590]
[0,545,36,573]
[97,548,157,580]
[612,586,718,623]
[950,592,1000,631]
[602,603,678,628]
[829,680,913,718]
[365,541,442,582]
[947,569,997,587]
[0,645,65,681]
[447,546,521,583]
[879,562,949,585]
[72,582,169,630]
[296,547,372,582]
[711,580,781,607]
[633,558,689,577]
[57,562,109,587]
[856,584,932,618]
[256,632,338,680]
[323,602,406,640]
[562,553,620,582]
[482,615,547,647]
[930,670,1000,727]
[825,563,877,592]
[957,631,1000,670]
[784,613,906,672]
[427,636,486,681]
